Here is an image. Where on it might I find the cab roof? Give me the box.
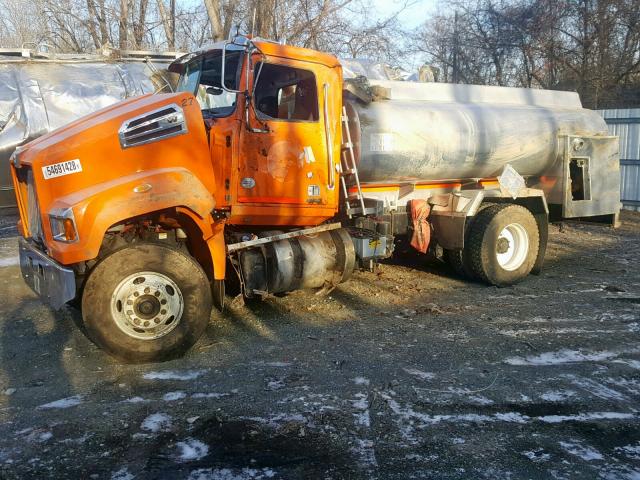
[168,37,340,74]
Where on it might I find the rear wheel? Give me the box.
[81,243,212,363]
[443,249,474,279]
[466,204,539,286]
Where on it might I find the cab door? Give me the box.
[238,58,338,208]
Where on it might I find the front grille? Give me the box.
[26,169,44,243]
[15,166,44,242]
[118,104,187,148]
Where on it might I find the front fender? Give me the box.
[45,167,216,264]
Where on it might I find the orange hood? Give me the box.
[16,92,215,210]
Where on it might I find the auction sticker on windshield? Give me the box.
[42,159,83,179]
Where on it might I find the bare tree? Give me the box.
[203,0,225,41]
[411,0,640,107]
[132,0,149,48]
[1,0,637,107]
[157,0,175,48]
[118,0,130,49]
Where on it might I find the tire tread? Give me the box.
[467,203,539,286]
[81,242,212,363]
[466,204,510,283]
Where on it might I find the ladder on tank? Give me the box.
[340,106,372,218]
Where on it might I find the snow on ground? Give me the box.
[163,391,187,401]
[615,444,640,460]
[143,370,207,380]
[140,413,172,433]
[567,376,629,401]
[18,429,53,443]
[504,349,631,365]
[121,396,148,403]
[351,438,378,469]
[402,367,435,380]
[187,468,276,480]
[191,392,228,399]
[540,390,577,401]
[0,257,19,268]
[352,393,371,427]
[522,449,551,463]
[559,441,604,461]
[613,359,640,370]
[36,395,83,409]
[175,438,209,462]
[111,467,135,480]
[538,412,636,423]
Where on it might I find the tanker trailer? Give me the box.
[338,77,620,285]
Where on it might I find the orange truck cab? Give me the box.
[11,35,619,362]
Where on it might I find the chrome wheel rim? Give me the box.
[110,271,184,340]
[496,223,529,271]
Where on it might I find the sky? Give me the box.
[369,0,440,69]
[371,0,439,29]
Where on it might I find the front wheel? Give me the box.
[466,204,539,286]
[81,243,212,363]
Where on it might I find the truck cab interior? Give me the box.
[253,62,319,122]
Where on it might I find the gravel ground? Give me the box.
[0,212,639,480]
[0,213,18,239]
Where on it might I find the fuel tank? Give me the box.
[344,80,608,183]
[239,228,355,296]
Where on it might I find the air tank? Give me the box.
[344,80,608,183]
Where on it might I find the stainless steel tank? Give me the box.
[344,80,608,182]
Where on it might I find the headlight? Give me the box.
[49,208,79,243]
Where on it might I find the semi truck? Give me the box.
[11,35,621,362]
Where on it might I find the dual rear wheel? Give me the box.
[444,204,540,286]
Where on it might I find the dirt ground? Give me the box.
[0,212,638,480]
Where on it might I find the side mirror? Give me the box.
[206,86,224,96]
[220,42,246,94]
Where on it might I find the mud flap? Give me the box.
[408,199,431,254]
[212,279,225,311]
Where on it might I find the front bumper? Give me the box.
[19,237,76,310]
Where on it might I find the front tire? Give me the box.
[466,204,539,286]
[81,243,212,363]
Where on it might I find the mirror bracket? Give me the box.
[243,42,270,133]
[220,39,245,94]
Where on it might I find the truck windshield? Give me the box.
[176,50,243,118]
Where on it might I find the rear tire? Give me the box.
[81,243,212,363]
[466,204,539,286]
[443,249,474,279]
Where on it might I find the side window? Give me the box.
[254,63,319,122]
